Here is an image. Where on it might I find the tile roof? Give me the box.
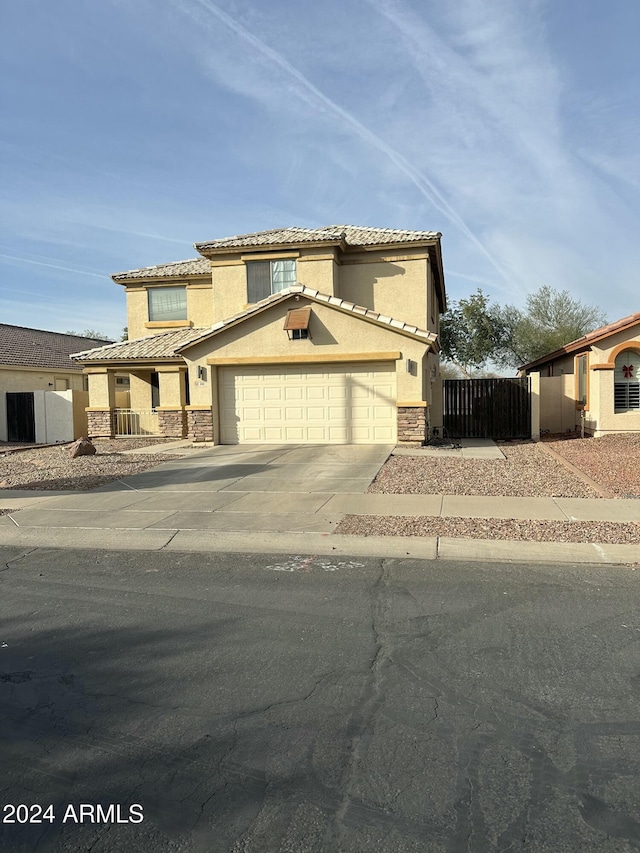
[70,327,209,362]
[0,324,113,371]
[520,311,640,371]
[177,285,437,352]
[195,224,441,253]
[112,257,211,282]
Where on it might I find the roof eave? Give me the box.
[73,356,185,366]
[112,272,211,286]
[194,238,347,257]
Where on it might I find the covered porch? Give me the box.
[84,364,193,439]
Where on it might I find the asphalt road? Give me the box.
[1,546,639,852]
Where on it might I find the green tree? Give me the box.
[121,327,128,341]
[439,289,509,377]
[495,286,607,368]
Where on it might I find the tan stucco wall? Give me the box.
[210,249,340,323]
[125,279,213,339]
[338,251,429,330]
[72,390,90,438]
[586,328,640,435]
[129,372,154,410]
[126,288,148,339]
[535,325,640,435]
[0,367,87,441]
[590,327,640,363]
[183,298,430,406]
[589,367,640,435]
[296,251,338,295]
[86,370,116,408]
[156,366,187,408]
[0,366,86,393]
[211,263,247,324]
[539,376,578,434]
[426,266,439,336]
[123,249,436,340]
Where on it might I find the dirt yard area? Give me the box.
[336,515,640,544]
[336,434,640,543]
[542,433,640,498]
[0,439,187,492]
[368,441,601,498]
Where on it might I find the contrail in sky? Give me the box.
[170,0,512,284]
[0,253,106,279]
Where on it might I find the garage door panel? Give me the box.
[328,386,348,400]
[306,407,326,420]
[264,408,284,420]
[308,427,328,440]
[328,426,349,441]
[306,387,326,400]
[263,388,283,401]
[219,363,397,444]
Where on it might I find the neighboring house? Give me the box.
[72,225,447,445]
[520,311,640,437]
[0,325,112,442]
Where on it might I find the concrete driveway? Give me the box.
[9,444,393,534]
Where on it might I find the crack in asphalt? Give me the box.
[326,558,389,850]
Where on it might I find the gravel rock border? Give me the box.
[0,439,184,492]
[335,515,640,544]
[368,442,601,498]
[542,434,640,498]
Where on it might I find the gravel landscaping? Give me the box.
[335,515,640,544]
[542,434,640,498]
[0,439,186,491]
[368,441,601,498]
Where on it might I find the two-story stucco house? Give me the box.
[73,225,446,445]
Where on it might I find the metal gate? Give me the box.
[6,392,36,442]
[443,378,531,439]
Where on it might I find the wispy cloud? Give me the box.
[0,253,107,279]
[165,0,512,284]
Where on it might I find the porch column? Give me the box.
[129,371,154,411]
[397,402,428,446]
[85,368,116,438]
[156,366,188,438]
[530,372,541,441]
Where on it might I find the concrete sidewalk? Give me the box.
[1,488,638,567]
[0,439,638,566]
[2,487,640,523]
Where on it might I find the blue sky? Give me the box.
[1,0,638,340]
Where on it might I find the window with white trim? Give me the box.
[247,259,296,303]
[614,349,640,411]
[148,286,187,321]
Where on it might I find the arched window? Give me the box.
[614,349,640,411]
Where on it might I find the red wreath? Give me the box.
[622,364,634,379]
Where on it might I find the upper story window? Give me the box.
[148,286,187,322]
[247,259,296,303]
[614,349,640,411]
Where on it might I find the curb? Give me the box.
[0,526,637,567]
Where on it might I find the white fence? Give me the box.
[115,409,160,436]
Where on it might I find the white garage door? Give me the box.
[219,362,397,444]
